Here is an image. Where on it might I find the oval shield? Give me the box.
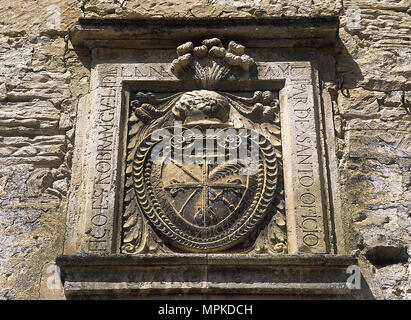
[133,127,278,252]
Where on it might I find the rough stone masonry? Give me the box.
[0,0,410,300]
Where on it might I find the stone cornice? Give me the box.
[57,253,358,299]
[69,16,339,49]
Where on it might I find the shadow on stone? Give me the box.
[335,36,364,90]
[365,245,409,267]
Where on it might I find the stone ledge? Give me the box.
[56,254,357,299]
[69,16,339,49]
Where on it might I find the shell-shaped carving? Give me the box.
[170,38,255,83]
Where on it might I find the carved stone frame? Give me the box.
[59,17,355,299]
[65,59,343,255]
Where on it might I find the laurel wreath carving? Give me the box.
[208,161,245,182]
[127,128,277,252]
[122,93,287,253]
[122,94,287,253]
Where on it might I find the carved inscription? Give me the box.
[89,84,117,251]
[257,63,311,80]
[258,63,291,78]
[121,64,173,79]
[290,81,322,249]
[79,37,332,255]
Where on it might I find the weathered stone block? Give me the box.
[348,130,411,160]
[0,0,81,35]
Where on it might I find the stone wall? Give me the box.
[0,0,409,299]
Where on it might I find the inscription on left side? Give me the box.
[88,80,118,252]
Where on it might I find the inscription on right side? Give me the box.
[259,62,328,253]
[289,65,327,253]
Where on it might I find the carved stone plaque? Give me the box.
[65,20,345,257]
[122,39,286,254]
[59,18,357,300]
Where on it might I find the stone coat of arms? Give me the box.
[122,39,286,254]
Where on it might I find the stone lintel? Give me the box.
[57,254,357,299]
[70,17,339,49]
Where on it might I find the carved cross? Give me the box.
[164,157,246,227]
